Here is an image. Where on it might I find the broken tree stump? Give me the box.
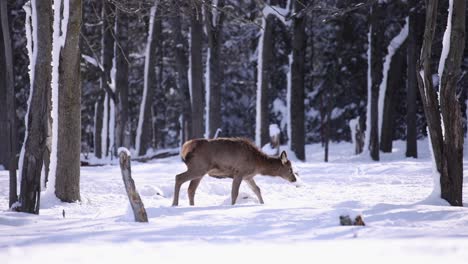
[339,214,365,226]
[118,148,148,223]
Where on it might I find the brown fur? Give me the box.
[181,139,205,162]
[173,137,298,206]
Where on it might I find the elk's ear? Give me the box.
[280,151,288,165]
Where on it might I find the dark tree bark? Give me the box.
[136,2,161,156]
[417,0,465,206]
[171,7,191,143]
[256,15,274,147]
[0,0,18,207]
[438,0,465,206]
[289,1,306,161]
[95,1,115,158]
[368,3,384,161]
[204,0,225,139]
[55,0,82,202]
[94,91,104,158]
[380,42,407,153]
[406,0,423,158]
[190,3,204,139]
[0,0,14,170]
[19,0,53,213]
[114,8,130,151]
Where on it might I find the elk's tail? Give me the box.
[181,139,204,163]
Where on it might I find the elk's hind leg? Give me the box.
[246,178,264,204]
[172,170,204,206]
[188,177,203,206]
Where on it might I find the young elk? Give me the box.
[172,138,298,206]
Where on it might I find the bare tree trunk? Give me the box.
[380,42,407,153]
[115,9,130,151]
[55,0,82,202]
[438,0,465,206]
[136,2,161,156]
[0,0,18,207]
[256,15,274,147]
[190,4,204,139]
[417,0,465,206]
[204,0,225,139]
[406,0,422,158]
[289,1,306,161]
[369,3,384,161]
[96,1,115,158]
[94,92,104,158]
[19,0,53,213]
[171,8,191,143]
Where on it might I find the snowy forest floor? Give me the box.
[2,140,468,263]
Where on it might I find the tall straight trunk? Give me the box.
[190,4,204,139]
[96,1,115,158]
[438,0,465,206]
[289,1,306,161]
[368,4,384,161]
[204,0,224,139]
[18,0,52,213]
[115,9,130,151]
[380,42,407,152]
[0,0,14,170]
[136,2,161,156]
[0,0,18,207]
[94,92,104,158]
[171,9,191,143]
[417,0,465,206]
[54,0,82,202]
[406,0,421,158]
[256,15,274,147]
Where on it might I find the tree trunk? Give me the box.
[438,0,465,206]
[256,15,274,147]
[190,4,204,139]
[417,0,465,206]
[204,0,225,139]
[119,149,148,223]
[136,2,161,156]
[380,42,407,153]
[0,0,18,207]
[0,0,14,171]
[114,9,130,151]
[171,8,191,143]
[18,0,53,213]
[417,0,443,183]
[406,0,422,158]
[94,92,104,158]
[96,1,115,158]
[55,0,82,202]
[368,4,384,161]
[289,1,306,161]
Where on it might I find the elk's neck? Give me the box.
[257,156,282,176]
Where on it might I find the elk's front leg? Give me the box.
[231,176,243,205]
[246,178,264,204]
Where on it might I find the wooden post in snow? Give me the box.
[118,148,148,223]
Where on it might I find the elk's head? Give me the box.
[278,151,298,183]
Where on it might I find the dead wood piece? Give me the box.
[119,149,148,223]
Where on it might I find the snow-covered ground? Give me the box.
[2,140,468,263]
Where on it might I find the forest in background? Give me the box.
[0,0,467,212]
[3,0,468,155]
